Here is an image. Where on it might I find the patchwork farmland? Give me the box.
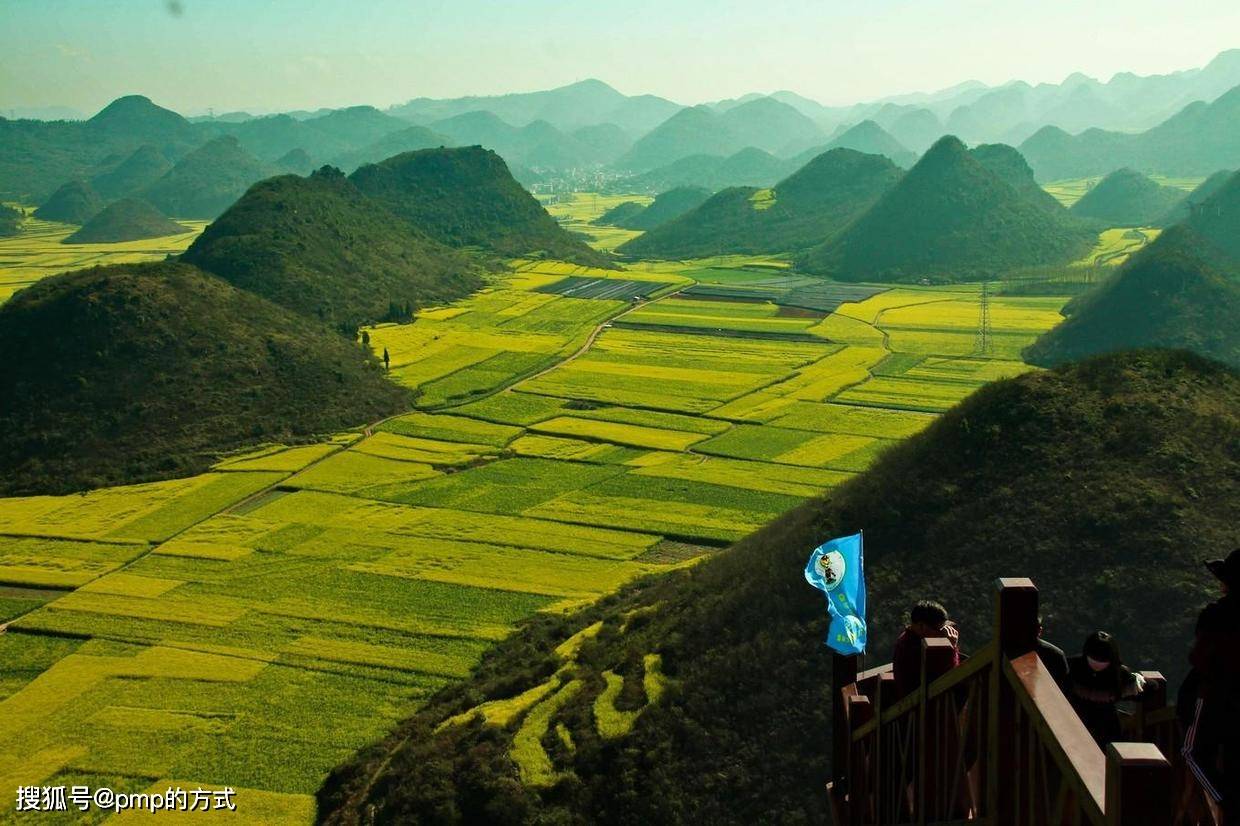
[0,211,207,304]
[0,194,1125,822]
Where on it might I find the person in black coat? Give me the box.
[1066,631,1144,746]
[1183,548,1240,820]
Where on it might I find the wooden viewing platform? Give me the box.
[828,578,1218,825]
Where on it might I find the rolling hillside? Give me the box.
[1158,168,1233,226]
[617,147,793,194]
[33,179,105,223]
[141,135,271,218]
[1027,170,1240,367]
[349,146,613,267]
[64,198,187,243]
[800,136,1095,281]
[181,167,482,330]
[0,95,200,201]
[613,186,712,231]
[90,144,173,200]
[616,106,740,172]
[319,349,1239,824]
[620,148,903,259]
[1025,227,1240,368]
[807,120,916,168]
[0,262,409,496]
[1069,168,1183,227]
[389,78,681,135]
[1020,83,1240,180]
[328,125,452,173]
[969,142,1065,213]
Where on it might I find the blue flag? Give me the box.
[804,532,867,655]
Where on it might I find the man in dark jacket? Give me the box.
[892,600,960,700]
[1184,548,1240,821]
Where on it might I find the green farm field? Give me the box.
[543,192,652,252]
[0,192,1101,822]
[0,210,207,304]
[1042,175,1203,208]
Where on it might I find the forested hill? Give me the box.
[319,349,1238,825]
[348,146,615,268]
[64,198,186,244]
[799,135,1095,281]
[181,166,482,331]
[618,148,902,259]
[1026,170,1240,368]
[0,262,408,496]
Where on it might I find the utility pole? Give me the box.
[975,281,993,356]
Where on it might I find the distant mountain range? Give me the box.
[1019,84,1240,180]
[6,50,1240,210]
[387,78,681,135]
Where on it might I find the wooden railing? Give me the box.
[828,578,1199,826]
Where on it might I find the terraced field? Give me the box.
[0,211,207,303]
[0,194,1080,823]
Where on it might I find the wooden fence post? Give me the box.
[917,637,958,824]
[834,653,860,789]
[1104,742,1173,825]
[848,694,873,826]
[988,578,1039,822]
[1131,671,1166,746]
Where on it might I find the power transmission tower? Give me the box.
[975,281,993,356]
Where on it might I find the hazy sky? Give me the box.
[3,0,1240,116]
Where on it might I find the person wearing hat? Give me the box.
[1065,630,1145,745]
[1183,548,1240,821]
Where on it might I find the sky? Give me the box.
[2,0,1240,116]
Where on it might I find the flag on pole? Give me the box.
[804,532,866,655]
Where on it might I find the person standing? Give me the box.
[1184,548,1240,821]
[1065,631,1145,746]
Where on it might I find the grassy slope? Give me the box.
[319,349,1238,825]
[182,167,482,330]
[349,146,614,268]
[799,136,1095,282]
[0,261,408,495]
